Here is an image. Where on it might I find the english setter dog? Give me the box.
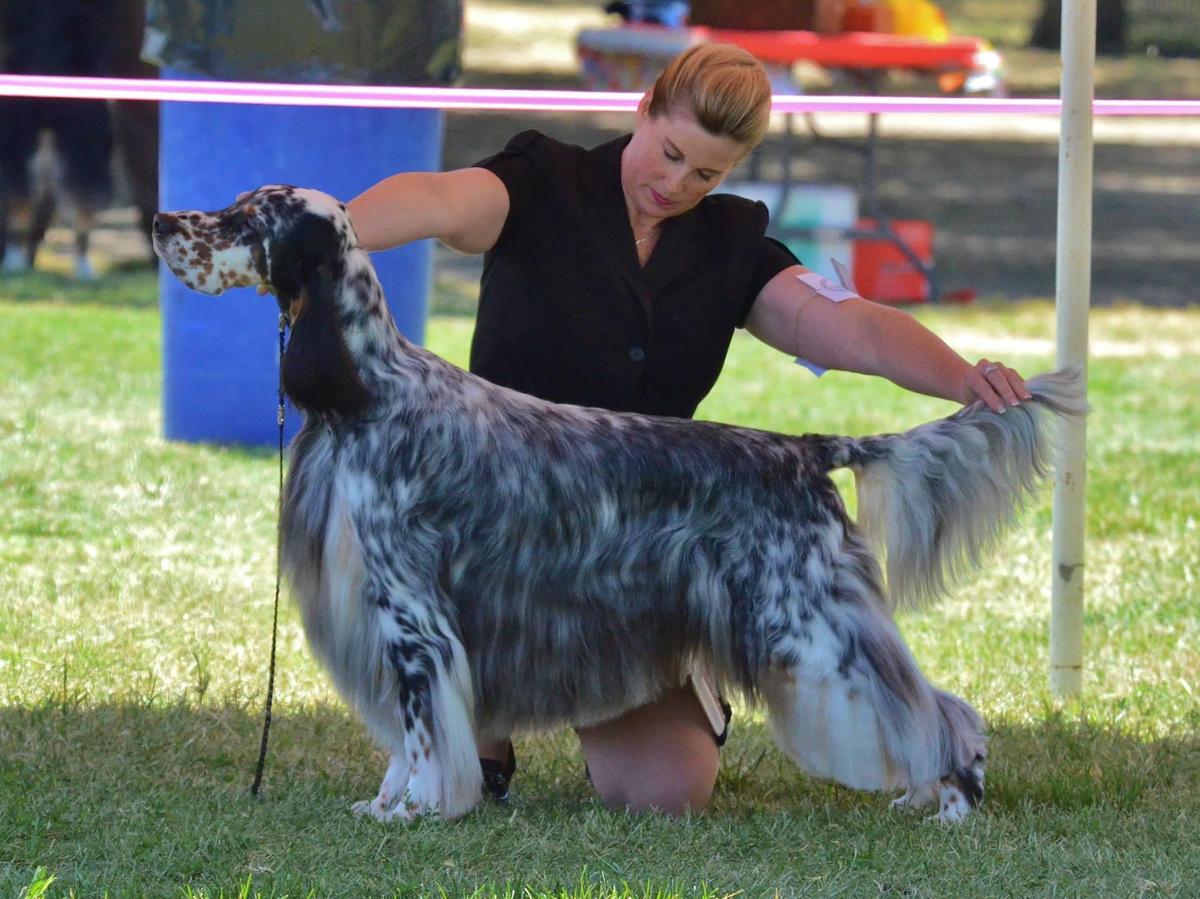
[153,186,1084,823]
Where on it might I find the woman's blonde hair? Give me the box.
[646,43,773,149]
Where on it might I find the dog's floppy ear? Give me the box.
[272,214,371,417]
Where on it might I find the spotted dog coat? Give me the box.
[153,186,1086,823]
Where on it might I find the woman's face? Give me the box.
[621,106,749,225]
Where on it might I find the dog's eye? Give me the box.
[220,205,258,238]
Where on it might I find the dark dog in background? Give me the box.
[0,1,115,279]
[0,0,158,279]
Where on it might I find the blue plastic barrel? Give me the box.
[160,75,441,445]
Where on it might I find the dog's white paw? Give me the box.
[929,781,974,823]
[893,780,976,822]
[351,794,435,822]
[352,795,411,821]
[352,797,399,821]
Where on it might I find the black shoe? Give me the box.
[480,742,516,802]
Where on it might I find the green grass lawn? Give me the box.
[1,273,1198,898]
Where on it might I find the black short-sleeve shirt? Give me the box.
[470,130,799,419]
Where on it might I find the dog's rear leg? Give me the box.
[762,631,906,794]
[762,559,987,821]
[71,202,97,282]
[26,188,55,271]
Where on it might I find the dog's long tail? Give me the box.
[814,368,1087,608]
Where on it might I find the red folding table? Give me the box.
[577,25,1005,300]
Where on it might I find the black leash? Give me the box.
[251,312,289,797]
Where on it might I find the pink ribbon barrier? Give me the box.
[1,73,1198,116]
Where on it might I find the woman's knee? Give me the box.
[591,751,717,815]
[578,685,721,816]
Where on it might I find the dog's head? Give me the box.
[152,185,355,303]
[154,185,371,417]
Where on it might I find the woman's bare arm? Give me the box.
[347,167,510,255]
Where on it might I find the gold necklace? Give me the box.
[635,230,658,246]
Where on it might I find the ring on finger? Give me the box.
[984,364,1000,375]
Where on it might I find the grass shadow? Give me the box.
[2,700,1198,895]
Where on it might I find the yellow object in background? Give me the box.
[887,0,950,41]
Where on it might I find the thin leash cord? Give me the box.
[251,313,288,797]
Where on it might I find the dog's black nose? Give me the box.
[153,213,180,237]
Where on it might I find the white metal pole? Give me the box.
[1050,0,1096,696]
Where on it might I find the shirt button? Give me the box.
[628,347,646,362]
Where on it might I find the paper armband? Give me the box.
[794,260,861,377]
[796,270,858,304]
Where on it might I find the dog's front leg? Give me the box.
[891,775,979,823]
[909,762,986,824]
[393,715,447,818]
[351,719,446,822]
[351,588,482,821]
[352,752,412,822]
